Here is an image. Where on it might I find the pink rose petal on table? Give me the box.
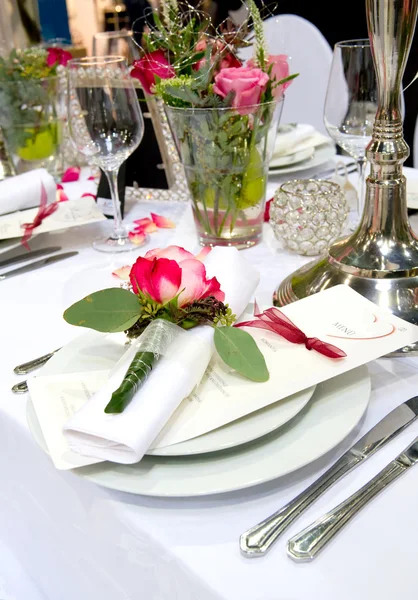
[81,193,96,200]
[134,217,153,227]
[143,221,158,234]
[88,175,96,181]
[112,266,131,280]
[151,212,176,229]
[264,198,273,222]
[128,231,147,246]
[56,188,69,202]
[57,183,63,190]
[62,166,81,182]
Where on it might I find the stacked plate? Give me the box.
[27,363,371,497]
[269,123,337,175]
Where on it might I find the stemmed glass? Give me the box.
[67,56,144,252]
[324,39,378,229]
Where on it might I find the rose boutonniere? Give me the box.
[64,245,268,414]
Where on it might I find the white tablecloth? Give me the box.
[2,158,418,600]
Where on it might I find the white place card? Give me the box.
[27,285,418,469]
[0,197,106,240]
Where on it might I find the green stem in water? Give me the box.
[104,351,158,414]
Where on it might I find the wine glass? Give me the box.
[92,30,139,65]
[67,55,144,253]
[324,39,378,229]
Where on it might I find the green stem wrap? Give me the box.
[103,319,182,415]
[104,351,158,414]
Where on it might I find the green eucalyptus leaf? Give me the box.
[214,326,269,382]
[63,288,141,333]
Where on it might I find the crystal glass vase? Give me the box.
[165,98,284,248]
[0,76,64,179]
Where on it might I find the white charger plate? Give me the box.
[269,142,337,175]
[26,365,370,497]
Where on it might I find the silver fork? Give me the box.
[12,348,60,394]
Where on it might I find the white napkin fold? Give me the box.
[273,124,331,158]
[62,246,260,465]
[0,168,56,216]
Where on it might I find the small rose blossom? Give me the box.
[130,245,224,307]
[194,38,241,72]
[248,54,291,98]
[46,47,72,67]
[131,50,175,95]
[213,67,269,113]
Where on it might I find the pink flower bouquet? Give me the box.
[130,0,298,247]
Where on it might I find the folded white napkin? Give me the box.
[273,124,331,158]
[0,168,56,216]
[62,246,260,464]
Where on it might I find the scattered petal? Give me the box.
[56,189,69,202]
[195,246,211,261]
[128,231,147,246]
[151,212,176,228]
[134,217,153,227]
[56,183,64,190]
[81,193,96,199]
[62,166,81,183]
[112,265,131,280]
[87,175,96,181]
[143,221,158,233]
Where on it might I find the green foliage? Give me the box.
[63,288,142,333]
[214,326,269,382]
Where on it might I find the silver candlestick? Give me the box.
[274,0,418,355]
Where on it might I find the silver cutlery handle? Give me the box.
[240,452,360,556]
[287,459,408,562]
[14,348,59,375]
[12,380,28,394]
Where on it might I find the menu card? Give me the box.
[0,197,106,240]
[27,285,418,470]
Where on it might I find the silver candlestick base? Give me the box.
[274,0,418,355]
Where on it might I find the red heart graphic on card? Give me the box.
[327,313,395,340]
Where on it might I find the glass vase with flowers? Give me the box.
[0,46,71,179]
[130,0,298,248]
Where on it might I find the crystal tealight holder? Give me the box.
[270,179,349,256]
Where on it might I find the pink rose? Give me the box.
[213,67,269,112]
[131,50,175,95]
[130,245,224,307]
[248,54,291,98]
[46,47,72,67]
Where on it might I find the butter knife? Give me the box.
[0,246,61,270]
[240,396,418,556]
[0,251,78,280]
[287,435,418,561]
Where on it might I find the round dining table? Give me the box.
[1,153,418,600]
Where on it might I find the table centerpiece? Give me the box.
[130,0,297,248]
[0,46,71,179]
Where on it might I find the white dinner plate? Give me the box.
[147,383,315,456]
[26,365,370,497]
[269,141,337,175]
[269,147,314,168]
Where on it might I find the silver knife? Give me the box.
[0,251,78,280]
[287,435,418,561]
[0,246,62,270]
[240,396,418,556]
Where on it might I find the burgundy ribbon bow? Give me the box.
[235,302,346,359]
[21,183,58,250]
